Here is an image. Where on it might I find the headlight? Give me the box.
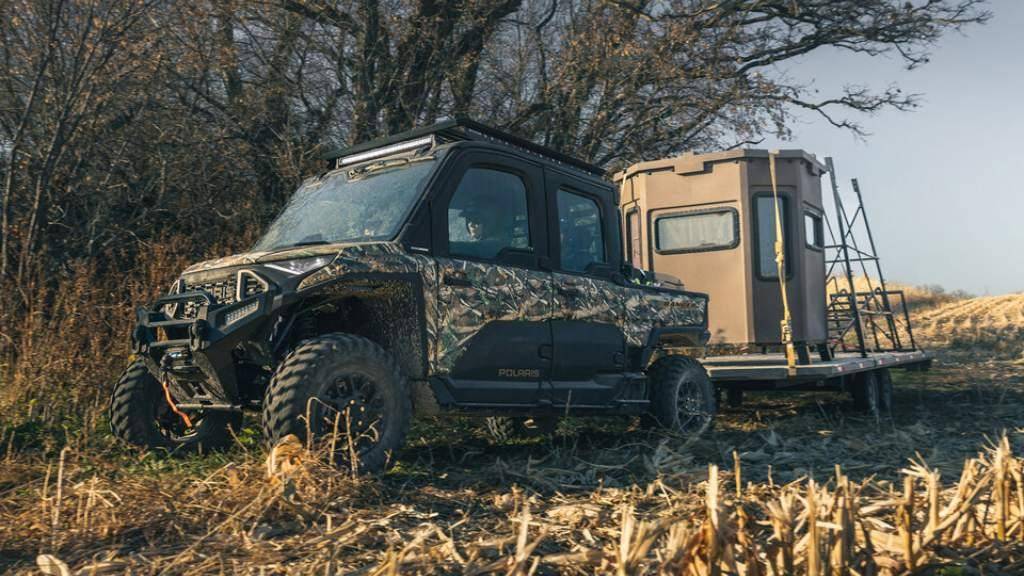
[263,256,332,275]
[223,300,261,326]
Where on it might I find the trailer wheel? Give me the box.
[261,333,411,474]
[851,370,880,419]
[110,360,240,454]
[877,368,894,414]
[649,356,715,435]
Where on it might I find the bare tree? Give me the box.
[0,0,989,288]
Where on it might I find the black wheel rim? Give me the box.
[312,372,385,457]
[675,379,711,433]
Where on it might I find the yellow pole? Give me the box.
[769,152,797,376]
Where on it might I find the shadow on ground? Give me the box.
[394,349,1024,493]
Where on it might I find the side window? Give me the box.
[804,211,824,250]
[447,168,530,260]
[626,209,641,264]
[754,195,791,279]
[557,189,605,273]
[655,209,738,253]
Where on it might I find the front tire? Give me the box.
[261,333,411,473]
[109,360,240,454]
[649,356,715,436]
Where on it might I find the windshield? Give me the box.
[253,158,437,251]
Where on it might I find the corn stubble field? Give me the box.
[2,289,1024,575]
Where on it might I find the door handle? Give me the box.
[444,273,472,287]
[557,285,581,297]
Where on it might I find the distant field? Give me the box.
[829,276,973,313]
[914,293,1024,358]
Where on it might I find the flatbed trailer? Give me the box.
[700,349,932,413]
[702,350,931,387]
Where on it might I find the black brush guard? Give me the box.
[131,288,275,407]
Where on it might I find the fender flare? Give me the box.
[639,326,710,369]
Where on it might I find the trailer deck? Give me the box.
[701,350,932,384]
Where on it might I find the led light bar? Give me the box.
[223,300,260,326]
[338,136,435,167]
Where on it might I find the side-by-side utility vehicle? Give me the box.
[112,119,715,471]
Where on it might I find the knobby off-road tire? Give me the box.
[851,370,881,419]
[262,333,411,474]
[649,355,716,436]
[484,416,558,443]
[110,360,241,454]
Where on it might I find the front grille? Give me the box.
[174,272,267,319]
[237,273,266,300]
[187,277,238,306]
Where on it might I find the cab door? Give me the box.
[544,169,626,406]
[433,151,553,406]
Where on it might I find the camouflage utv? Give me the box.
[112,119,713,472]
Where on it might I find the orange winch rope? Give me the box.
[160,375,194,429]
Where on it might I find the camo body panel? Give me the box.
[297,243,439,366]
[551,273,621,326]
[182,242,706,378]
[435,258,552,372]
[183,244,348,274]
[551,272,707,348]
[621,285,707,347]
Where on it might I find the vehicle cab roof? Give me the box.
[324,118,611,190]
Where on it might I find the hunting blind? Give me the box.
[617,149,829,348]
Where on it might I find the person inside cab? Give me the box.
[448,168,530,260]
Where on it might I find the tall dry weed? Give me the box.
[0,234,251,437]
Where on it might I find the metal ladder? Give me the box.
[824,158,918,356]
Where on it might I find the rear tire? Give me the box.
[261,333,411,474]
[109,360,240,454]
[649,356,715,436]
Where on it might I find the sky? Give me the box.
[760,0,1022,296]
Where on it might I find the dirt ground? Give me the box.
[2,346,1024,574]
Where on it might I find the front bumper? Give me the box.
[131,286,276,406]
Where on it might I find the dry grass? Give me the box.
[0,235,252,435]
[826,276,980,354]
[828,276,972,314]
[913,294,1024,359]
[3,353,1024,574]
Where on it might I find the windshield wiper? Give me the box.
[347,154,435,180]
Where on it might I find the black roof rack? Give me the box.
[323,117,605,177]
